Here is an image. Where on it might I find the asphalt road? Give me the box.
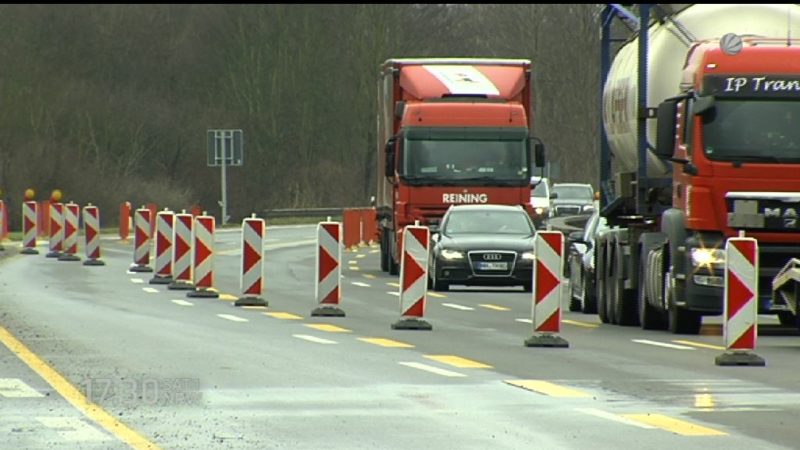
[1,224,799,449]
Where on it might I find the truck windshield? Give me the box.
[402,131,529,185]
[702,100,800,162]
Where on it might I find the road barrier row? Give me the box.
[342,208,379,250]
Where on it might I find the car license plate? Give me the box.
[478,262,507,271]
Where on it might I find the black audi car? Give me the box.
[428,204,536,292]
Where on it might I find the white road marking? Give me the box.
[632,339,696,350]
[171,299,194,306]
[293,334,337,345]
[351,282,371,287]
[398,362,466,378]
[217,314,248,322]
[575,408,657,429]
[0,378,44,398]
[142,287,159,294]
[36,416,110,441]
[387,291,400,297]
[515,318,533,324]
[130,278,144,284]
[442,303,475,311]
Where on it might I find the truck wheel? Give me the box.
[597,243,609,323]
[388,254,399,276]
[581,275,597,314]
[665,270,702,334]
[638,247,666,330]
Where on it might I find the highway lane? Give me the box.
[0,225,799,449]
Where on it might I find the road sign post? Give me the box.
[207,129,243,226]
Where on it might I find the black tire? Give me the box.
[388,251,399,276]
[665,270,702,334]
[568,294,581,312]
[778,311,797,327]
[379,230,389,272]
[597,243,609,323]
[581,274,597,314]
[638,247,666,330]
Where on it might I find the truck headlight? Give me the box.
[441,249,464,260]
[690,248,725,269]
[521,251,535,260]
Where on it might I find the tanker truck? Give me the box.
[597,4,800,334]
[375,59,545,275]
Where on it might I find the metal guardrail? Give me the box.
[262,207,346,219]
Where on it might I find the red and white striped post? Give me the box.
[82,204,105,266]
[716,234,765,366]
[311,220,344,316]
[392,224,432,330]
[168,211,194,290]
[58,202,81,262]
[525,231,568,347]
[130,207,153,272]
[150,209,174,284]
[187,213,218,298]
[46,202,64,258]
[21,201,39,255]
[236,214,268,307]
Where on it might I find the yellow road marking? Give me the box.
[358,338,414,348]
[0,327,160,449]
[304,324,351,333]
[562,319,599,329]
[504,380,591,398]
[264,312,303,320]
[673,340,726,351]
[480,304,510,311]
[622,413,727,436]
[362,274,376,280]
[387,282,400,288]
[424,355,492,369]
[356,254,366,259]
[218,294,238,302]
[427,292,446,298]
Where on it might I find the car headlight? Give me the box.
[441,249,464,260]
[521,251,535,260]
[690,248,725,268]
[582,205,595,212]
[534,207,544,215]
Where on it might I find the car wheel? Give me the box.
[431,261,449,292]
[581,273,597,314]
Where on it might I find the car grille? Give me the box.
[555,205,581,216]
[467,250,517,276]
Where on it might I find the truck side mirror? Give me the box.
[529,137,545,169]
[384,138,396,178]
[655,99,677,159]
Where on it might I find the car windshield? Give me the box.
[444,210,533,235]
[553,185,593,200]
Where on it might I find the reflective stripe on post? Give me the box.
[21,201,39,254]
[716,236,765,366]
[130,207,153,272]
[168,212,194,290]
[47,202,64,258]
[150,210,174,284]
[187,214,218,298]
[82,204,105,266]
[235,216,267,307]
[311,221,343,316]
[525,231,568,348]
[58,202,81,262]
[391,225,432,330]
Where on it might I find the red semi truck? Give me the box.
[597,4,800,333]
[374,58,545,274]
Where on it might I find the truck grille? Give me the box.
[468,251,517,276]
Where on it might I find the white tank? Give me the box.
[602,4,800,176]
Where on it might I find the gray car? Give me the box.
[551,182,596,217]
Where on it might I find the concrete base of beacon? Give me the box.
[524,333,569,348]
[715,351,766,367]
[187,288,219,299]
[57,254,80,262]
[83,258,105,266]
[21,248,39,255]
[129,265,153,273]
[149,275,173,285]
[46,251,62,258]
[235,296,269,307]
[391,317,432,331]
[311,305,345,317]
[168,280,195,290]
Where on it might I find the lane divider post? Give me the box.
[150,209,174,284]
[525,231,569,348]
[391,223,432,330]
[716,233,765,366]
[235,214,268,307]
[187,212,219,298]
[311,219,344,316]
[21,200,39,255]
[57,202,81,262]
[130,206,154,272]
[82,203,105,266]
[46,202,64,258]
[168,211,195,290]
